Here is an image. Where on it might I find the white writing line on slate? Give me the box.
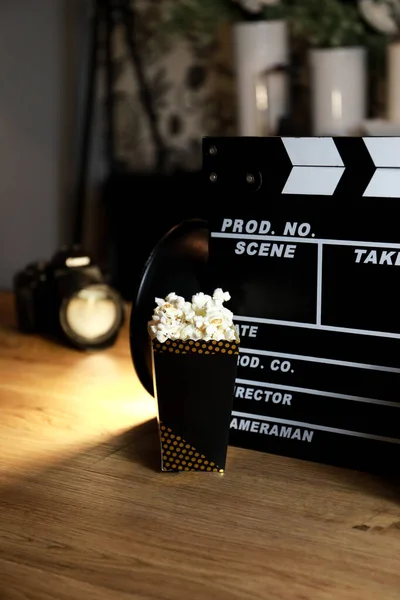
[234,315,400,340]
[235,378,400,408]
[212,232,400,249]
[232,410,400,445]
[239,347,400,374]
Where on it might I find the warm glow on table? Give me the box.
[0,295,156,479]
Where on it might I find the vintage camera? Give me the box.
[13,246,125,350]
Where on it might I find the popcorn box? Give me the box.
[151,337,239,472]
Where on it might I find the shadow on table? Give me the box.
[0,417,162,493]
[1,415,400,509]
[300,458,400,504]
[84,417,161,472]
[106,417,161,471]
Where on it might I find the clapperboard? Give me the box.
[203,135,400,473]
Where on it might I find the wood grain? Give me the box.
[1,291,400,600]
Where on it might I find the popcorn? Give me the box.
[148,289,239,343]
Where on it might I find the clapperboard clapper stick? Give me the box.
[204,136,400,474]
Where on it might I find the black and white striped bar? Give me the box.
[363,137,400,198]
[203,135,400,200]
[281,138,345,196]
[280,136,400,198]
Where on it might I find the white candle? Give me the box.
[387,41,400,123]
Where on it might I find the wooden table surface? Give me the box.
[1,291,400,600]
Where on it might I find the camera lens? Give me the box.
[60,284,124,350]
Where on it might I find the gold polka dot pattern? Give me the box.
[153,338,239,356]
[159,422,224,473]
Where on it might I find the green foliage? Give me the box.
[259,4,288,21]
[164,0,288,47]
[164,0,238,46]
[163,0,389,51]
[288,0,369,48]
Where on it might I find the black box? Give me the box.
[203,135,400,474]
[152,337,239,472]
